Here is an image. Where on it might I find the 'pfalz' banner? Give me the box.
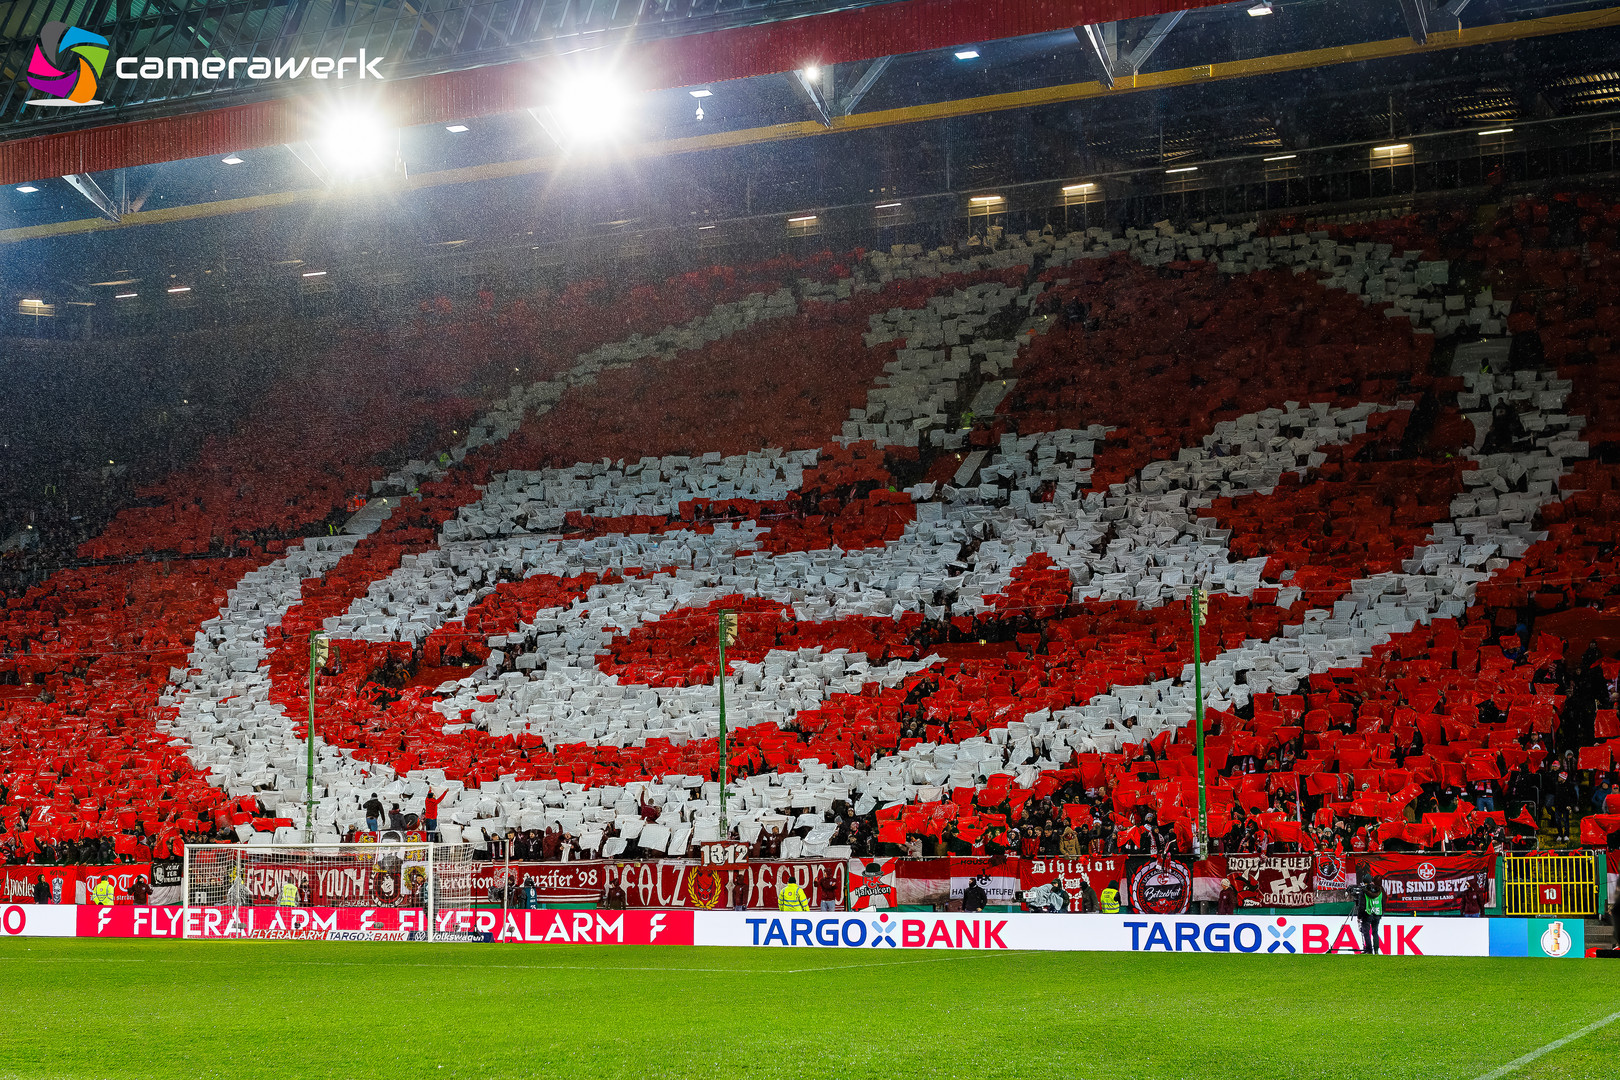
[471,859,844,909]
[603,859,844,910]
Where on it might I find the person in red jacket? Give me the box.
[816,866,842,911]
[423,789,445,839]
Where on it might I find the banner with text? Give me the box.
[1020,856,1127,912]
[1358,854,1494,913]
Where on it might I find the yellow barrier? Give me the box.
[1503,854,1598,917]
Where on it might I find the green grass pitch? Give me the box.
[2,938,1616,1080]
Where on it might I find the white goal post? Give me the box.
[182,843,476,941]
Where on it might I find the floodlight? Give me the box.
[552,70,636,143]
[315,103,397,175]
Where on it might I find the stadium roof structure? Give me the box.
[2,0,1620,304]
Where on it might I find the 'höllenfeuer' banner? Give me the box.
[1197,854,1321,908]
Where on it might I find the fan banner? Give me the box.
[895,859,951,906]
[949,856,1022,906]
[602,859,845,910]
[1195,854,1321,908]
[0,866,77,905]
[235,855,431,907]
[847,857,899,910]
[0,864,153,905]
[1355,854,1494,913]
[1020,856,1127,912]
[1124,856,1195,914]
[471,861,607,904]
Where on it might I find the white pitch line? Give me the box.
[1471,1010,1620,1080]
[0,950,1005,976]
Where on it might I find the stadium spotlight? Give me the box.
[789,214,818,223]
[302,270,328,278]
[1373,143,1411,154]
[446,124,469,132]
[315,102,397,176]
[19,298,43,306]
[552,69,637,143]
[1263,154,1297,161]
[804,65,820,81]
[221,155,244,165]
[1166,166,1198,174]
[698,224,717,230]
[1062,183,1095,192]
[1246,2,1273,14]
[875,201,904,209]
[970,195,1004,203]
[115,292,137,299]
[955,49,980,59]
[689,88,713,98]
[1478,127,1514,135]
[15,185,38,192]
[167,286,191,293]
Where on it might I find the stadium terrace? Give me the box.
[5,0,1620,1076]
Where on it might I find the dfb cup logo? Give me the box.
[26,21,110,105]
[1541,921,1571,958]
[1130,860,1192,915]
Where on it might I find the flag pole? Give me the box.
[306,631,323,844]
[718,609,734,840]
[1192,587,1208,856]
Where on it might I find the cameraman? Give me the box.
[1351,863,1385,955]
